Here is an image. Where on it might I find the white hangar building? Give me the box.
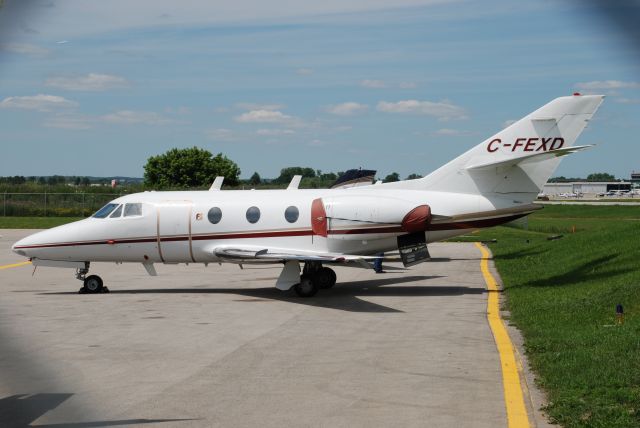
[542,181,631,196]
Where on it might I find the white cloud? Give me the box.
[0,94,78,112]
[205,128,236,141]
[256,128,295,136]
[432,128,470,136]
[45,73,129,91]
[361,79,386,88]
[235,102,285,111]
[399,82,417,89]
[0,43,50,56]
[101,110,173,125]
[295,68,314,75]
[43,108,178,129]
[44,115,92,130]
[165,106,191,115]
[575,80,640,90]
[327,102,368,116]
[362,80,418,89]
[377,99,467,121]
[308,139,330,147]
[30,1,456,39]
[235,109,296,124]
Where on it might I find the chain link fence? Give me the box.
[1,193,123,217]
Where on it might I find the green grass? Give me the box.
[0,216,81,229]
[459,205,640,427]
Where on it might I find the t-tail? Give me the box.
[384,94,605,202]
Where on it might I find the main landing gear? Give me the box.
[293,262,337,298]
[76,263,109,294]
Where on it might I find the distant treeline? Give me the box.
[0,169,424,193]
[548,172,623,183]
[0,175,144,194]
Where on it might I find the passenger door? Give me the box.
[157,201,194,263]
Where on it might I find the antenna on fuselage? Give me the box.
[209,176,224,191]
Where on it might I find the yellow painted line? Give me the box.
[0,261,32,270]
[475,242,531,428]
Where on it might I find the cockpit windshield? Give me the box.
[93,203,119,218]
[109,204,123,218]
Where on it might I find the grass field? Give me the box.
[461,205,640,427]
[0,217,81,229]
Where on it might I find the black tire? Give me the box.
[83,275,104,293]
[294,276,318,297]
[325,267,337,287]
[316,267,336,289]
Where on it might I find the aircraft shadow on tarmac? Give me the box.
[0,393,194,428]
[41,275,486,313]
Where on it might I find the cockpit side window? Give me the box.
[124,203,142,217]
[93,203,119,218]
[109,204,123,218]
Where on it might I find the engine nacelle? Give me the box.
[311,195,431,240]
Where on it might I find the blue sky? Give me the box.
[1,0,639,180]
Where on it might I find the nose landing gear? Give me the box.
[76,263,109,294]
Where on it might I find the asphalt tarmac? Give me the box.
[1,229,509,428]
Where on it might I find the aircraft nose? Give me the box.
[11,229,54,258]
[12,237,31,257]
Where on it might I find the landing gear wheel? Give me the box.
[83,275,104,293]
[325,267,337,288]
[316,267,336,289]
[294,275,318,297]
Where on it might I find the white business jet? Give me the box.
[12,94,604,296]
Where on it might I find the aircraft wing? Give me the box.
[213,245,378,264]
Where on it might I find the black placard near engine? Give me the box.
[397,232,430,267]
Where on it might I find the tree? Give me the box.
[143,147,241,188]
[47,175,65,185]
[319,172,337,181]
[406,173,423,180]
[587,172,615,182]
[384,172,400,183]
[249,172,262,185]
[275,167,316,184]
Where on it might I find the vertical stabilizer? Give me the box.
[383,94,604,201]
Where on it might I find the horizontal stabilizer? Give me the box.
[466,145,594,171]
[430,204,542,225]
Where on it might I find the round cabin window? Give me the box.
[284,206,299,223]
[208,207,222,224]
[246,206,261,224]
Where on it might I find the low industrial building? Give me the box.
[542,181,632,197]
